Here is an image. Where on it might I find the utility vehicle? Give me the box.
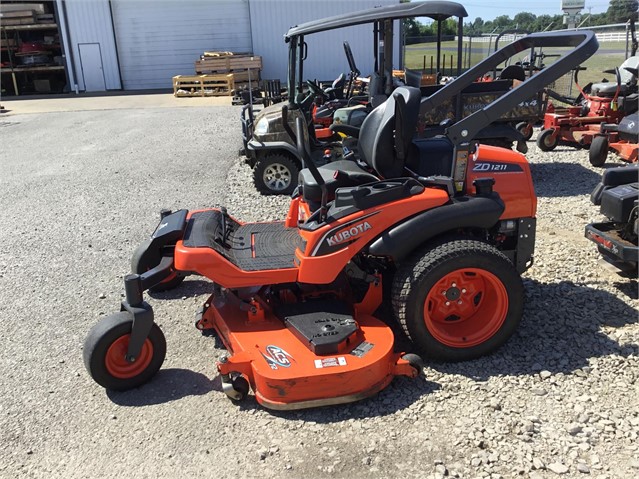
[241,1,468,195]
[84,30,597,410]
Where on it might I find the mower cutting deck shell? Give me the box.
[84,30,598,410]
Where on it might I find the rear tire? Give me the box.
[83,312,166,391]
[589,136,609,167]
[537,129,558,151]
[392,238,523,362]
[253,153,299,195]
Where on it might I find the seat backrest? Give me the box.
[357,86,421,179]
[619,55,639,84]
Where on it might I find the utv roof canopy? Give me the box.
[285,1,468,40]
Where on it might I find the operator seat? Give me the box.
[590,56,639,97]
[325,73,346,100]
[298,86,422,204]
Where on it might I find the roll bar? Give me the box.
[418,30,599,147]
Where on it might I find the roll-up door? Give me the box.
[110,0,251,90]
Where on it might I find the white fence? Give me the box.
[462,31,631,43]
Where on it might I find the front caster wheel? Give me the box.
[537,128,558,152]
[402,353,425,376]
[222,373,250,401]
[515,121,533,141]
[392,238,523,362]
[83,312,166,390]
[589,136,609,167]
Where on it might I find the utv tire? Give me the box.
[253,153,299,195]
[516,121,533,141]
[131,240,184,292]
[83,312,166,391]
[392,238,523,362]
[537,129,558,152]
[589,136,609,167]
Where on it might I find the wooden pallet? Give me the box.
[195,55,262,74]
[172,74,234,97]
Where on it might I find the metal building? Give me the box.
[56,0,397,93]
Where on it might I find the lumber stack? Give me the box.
[173,52,262,98]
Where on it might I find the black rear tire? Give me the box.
[253,153,300,195]
[392,238,523,362]
[83,312,166,391]
[589,136,609,167]
[537,128,558,151]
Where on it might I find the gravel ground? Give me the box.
[0,105,637,479]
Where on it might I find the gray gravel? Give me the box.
[0,105,637,479]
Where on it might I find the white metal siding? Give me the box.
[111,0,251,90]
[63,0,121,91]
[248,0,399,82]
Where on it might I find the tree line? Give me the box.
[402,0,638,43]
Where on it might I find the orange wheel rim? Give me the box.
[423,268,508,348]
[105,335,153,379]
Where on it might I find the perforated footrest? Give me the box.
[183,210,304,271]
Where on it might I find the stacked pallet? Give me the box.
[173,51,262,97]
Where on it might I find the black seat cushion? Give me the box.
[299,160,378,203]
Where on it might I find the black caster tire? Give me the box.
[131,240,184,292]
[589,136,609,167]
[230,375,250,402]
[516,122,533,141]
[402,353,425,376]
[537,129,558,152]
[83,312,166,391]
[392,237,523,362]
[253,153,299,195]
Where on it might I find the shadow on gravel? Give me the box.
[107,368,214,406]
[429,279,637,381]
[148,279,213,300]
[530,161,601,197]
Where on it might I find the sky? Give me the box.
[461,1,610,21]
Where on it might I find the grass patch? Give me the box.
[404,40,629,88]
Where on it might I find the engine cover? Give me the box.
[601,182,639,223]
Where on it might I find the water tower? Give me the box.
[561,0,585,29]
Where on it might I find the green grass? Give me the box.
[404,40,629,89]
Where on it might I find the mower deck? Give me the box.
[198,291,415,410]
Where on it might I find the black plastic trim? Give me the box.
[367,194,505,262]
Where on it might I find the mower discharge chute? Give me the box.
[85,31,598,410]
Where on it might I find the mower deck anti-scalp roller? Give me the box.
[84,29,598,410]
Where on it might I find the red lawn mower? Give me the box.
[84,31,596,410]
[589,111,639,167]
[537,55,639,152]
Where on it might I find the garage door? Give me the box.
[111,0,251,90]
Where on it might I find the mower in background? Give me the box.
[586,165,639,274]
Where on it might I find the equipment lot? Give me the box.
[0,100,637,478]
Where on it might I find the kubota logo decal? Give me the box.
[326,221,372,247]
[261,345,294,370]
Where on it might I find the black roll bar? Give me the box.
[419,30,598,147]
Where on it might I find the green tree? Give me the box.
[513,12,537,31]
[607,0,639,23]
